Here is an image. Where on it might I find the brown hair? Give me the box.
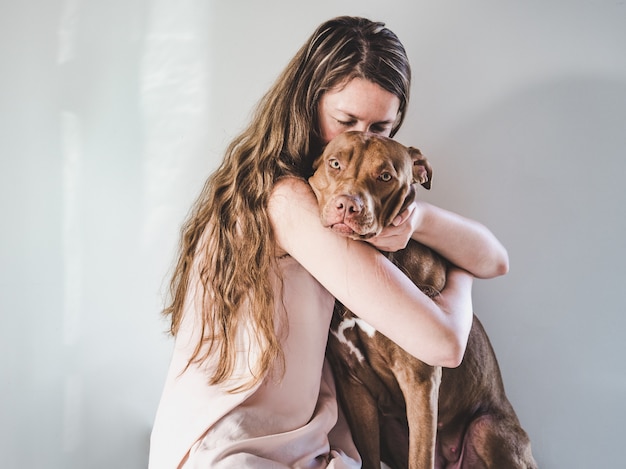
[164,16,411,390]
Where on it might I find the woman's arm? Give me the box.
[368,200,509,279]
[269,177,473,368]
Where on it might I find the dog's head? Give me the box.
[309,131,432,239]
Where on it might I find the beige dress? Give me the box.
[149,255,361,468]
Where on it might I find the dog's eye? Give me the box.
[329,158,341,170]
[378,172,392,182]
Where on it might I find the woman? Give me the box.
[149,16,508,468]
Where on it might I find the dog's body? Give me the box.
[309,131,537,469]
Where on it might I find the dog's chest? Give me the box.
[329,308,379,365]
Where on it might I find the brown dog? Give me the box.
[309,131,537,469]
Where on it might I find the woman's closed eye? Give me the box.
[337,119,356,128]
[338,120,388,132]
[369,123,392,135]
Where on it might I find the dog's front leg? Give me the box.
[336,376,382,469]
[353,403,382,469]
[326,331,383,468]
[394,359,442,469]
[327,319,385,467]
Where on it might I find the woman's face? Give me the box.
[317,77,401,145]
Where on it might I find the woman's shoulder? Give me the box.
[269,176,325,255]
[271,176,311,197]
[270,176,317,216]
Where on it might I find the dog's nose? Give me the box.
[335,195,363,215]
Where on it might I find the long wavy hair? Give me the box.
[164,16,411,390]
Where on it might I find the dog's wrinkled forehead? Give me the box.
[322,131,399,155]
[318,131,412,176]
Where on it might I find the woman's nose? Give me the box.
[353,122,369,133]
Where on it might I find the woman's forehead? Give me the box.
[323,78,400,120]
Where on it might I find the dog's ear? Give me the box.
[408,147,432,190]
[311,139,332,172]
[311,155,323,171]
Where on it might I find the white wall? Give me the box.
[1,1,624,468]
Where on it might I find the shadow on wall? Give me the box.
[57,1,155,469]
[421,75,626,468]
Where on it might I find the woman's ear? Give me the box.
[408,147,432,190]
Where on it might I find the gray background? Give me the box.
[2,1,625,468]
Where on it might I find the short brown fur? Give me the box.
[311,131,537,469]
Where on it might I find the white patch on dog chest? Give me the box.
[354,317,376,337]
[331,316,377,363]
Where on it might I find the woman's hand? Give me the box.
[366,200,423,252]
